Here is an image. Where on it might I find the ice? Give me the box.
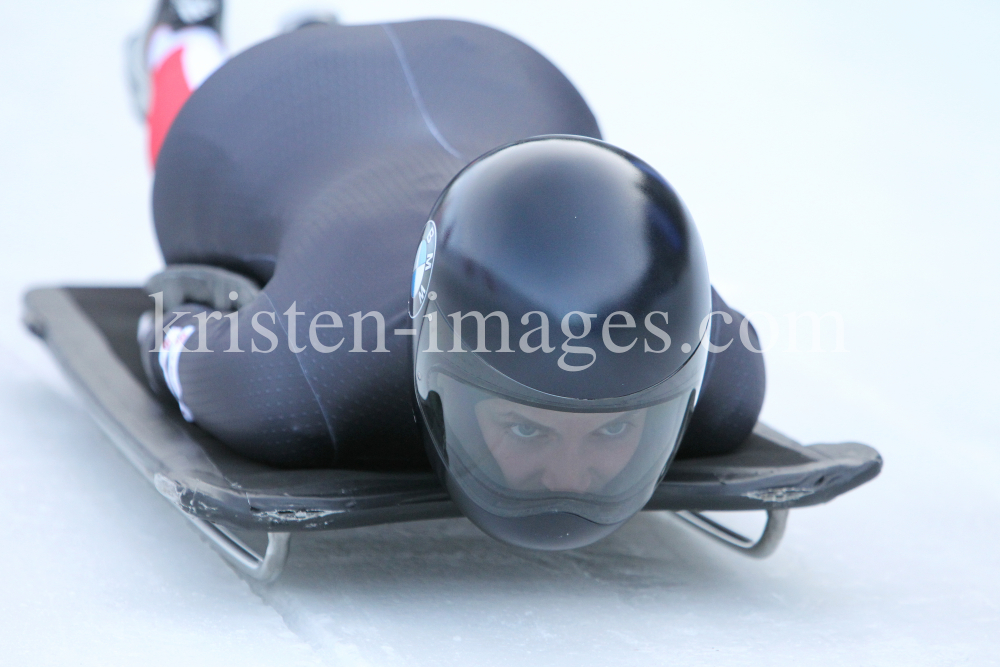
[0,354,324,666]
[1,1,998,665]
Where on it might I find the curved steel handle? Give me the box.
[185,515,290,582]
[674,509,788,558]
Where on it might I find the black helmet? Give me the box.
[411,136,711,550]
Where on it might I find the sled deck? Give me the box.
[23,287,882,581]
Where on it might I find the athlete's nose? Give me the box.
[541,447,592,493]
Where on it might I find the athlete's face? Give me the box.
[474,399,647,494]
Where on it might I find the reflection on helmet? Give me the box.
[411,135,712,550]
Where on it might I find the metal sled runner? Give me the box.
[23,287,882,581]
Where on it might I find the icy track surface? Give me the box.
[1,1,998,665]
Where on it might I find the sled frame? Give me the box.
[674,509,788,558]
[23,286,883,581]
[187,508,788,582]
[186,516,291,582]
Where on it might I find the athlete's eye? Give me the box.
[510,423,541,439]
[596,422,630,437]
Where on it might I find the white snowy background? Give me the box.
[1,1,998,665]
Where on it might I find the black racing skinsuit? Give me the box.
[149,19,765,469]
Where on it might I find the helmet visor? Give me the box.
[414,298,708,525]
[417,371,698,525]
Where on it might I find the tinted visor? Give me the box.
[414,314,707,525]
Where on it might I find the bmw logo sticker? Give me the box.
[410,220,437,318]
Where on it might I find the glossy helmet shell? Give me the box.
[412,135,711,549]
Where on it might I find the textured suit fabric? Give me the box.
[151,19,764,469]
